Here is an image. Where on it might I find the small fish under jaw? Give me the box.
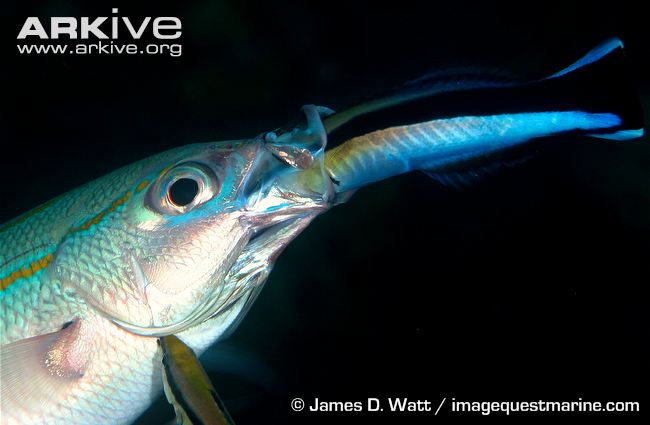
[159,335,235,425]
[0,38,644,425]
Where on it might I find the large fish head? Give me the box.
[54,106,335,336]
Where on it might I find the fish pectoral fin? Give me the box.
[0,319,90,413]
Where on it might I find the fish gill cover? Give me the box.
[5,0,650,424]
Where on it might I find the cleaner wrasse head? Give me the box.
[51,106,336,337]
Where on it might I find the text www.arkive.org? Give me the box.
[16,9,183,57]
[16,42,182,57]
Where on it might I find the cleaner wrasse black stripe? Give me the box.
[160,335,235,425]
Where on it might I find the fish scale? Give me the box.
[1,38,644,424]
[3,313,161,425]
[0,146,257,424]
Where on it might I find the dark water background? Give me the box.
[5,0,650,423]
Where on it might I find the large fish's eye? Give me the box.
[167,178,199,207]
[153,162,220,215]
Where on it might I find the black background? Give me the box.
[5,0,650,423]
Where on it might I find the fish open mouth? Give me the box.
[109,213,321,338]
[206,214,318,318]
[110,106,337,338]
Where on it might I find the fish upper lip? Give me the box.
[247,220,282,244]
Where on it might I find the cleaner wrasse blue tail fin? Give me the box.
[318,38,644,193]
[541,37,644,141]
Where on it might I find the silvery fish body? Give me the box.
[0,39,643,425]
[0,139,332,425]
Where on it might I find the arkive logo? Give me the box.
[18,8,181,40]
[17,8,183,57]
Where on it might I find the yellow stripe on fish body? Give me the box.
[0,181,151,293]
[69,190,133,234]
[0,253,54,290]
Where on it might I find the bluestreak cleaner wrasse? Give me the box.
[160,335,234,425]
[0,38,644,425]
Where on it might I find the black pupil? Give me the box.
[168,178,199,207]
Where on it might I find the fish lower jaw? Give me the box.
[109,286,227,338]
